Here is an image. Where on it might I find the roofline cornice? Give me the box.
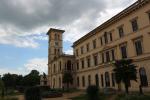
[72,0,150,47]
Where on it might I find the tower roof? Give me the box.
[47,28,65,35]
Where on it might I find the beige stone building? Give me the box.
[47,28,76,89]
[47,0,150,91]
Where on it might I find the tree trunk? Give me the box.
[67,83,69,91]
[118,83,121,92]
[1,88,4,98]
[139,85,143,95]
[124,82,129,94]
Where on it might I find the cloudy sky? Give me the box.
[0,0,137,75]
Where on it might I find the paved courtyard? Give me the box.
[43,91,83,100]
[16,91,83,100]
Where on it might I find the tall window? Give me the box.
[120,45,127,58]
[134,39,143,55]
[81,46,84,54]
[105,72,110,87]
[95,74,99,87]
[118,26,124,38]
[53,64,56,73]
[59,77,61,88]
[106,51,110,62]
[77,77,79,87]
[81,59,84,69]
[93,55,98,66]
[111,73,115,87]
[147,11,150,21]
[102,53,105,63]
[87,57,91,67]
[82,76,85,87]
[55,34,57,40]
[58,49,60,54]
[109,32,113,41]
[100,37,103,46]
[59,61,61,71]
[111,49,115,61]
[131,19,138,32]
[76,49,78,56]
[139,67,148,87]
[101,74,104,87]
[88,75,91,86]
[86,43,90,52]
[76,61,79,70]
[104,32,108,44]
[93,39,96,49]
[53,78,55,88]
[54,49,57,55]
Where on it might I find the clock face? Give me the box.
[55,42,59,46]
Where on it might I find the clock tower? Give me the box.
[47,28,65,63]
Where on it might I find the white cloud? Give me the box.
[0,34,39,48]
[0,0,137,48]
[64,49,73,55]
[0,67,28,75]
[24,58,48,74]
[0,58,48,76]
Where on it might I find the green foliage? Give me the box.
[86,85,100,100]
[0,79,5,98]
[25,86,41,100]
[113,59,137,94]
[116,94,150,100]
[1,70,40,93]
[62,72,73,90]
[22,70,40,86]
[2,73,22,89]
[0,97,18,100]
[62,72,73,84]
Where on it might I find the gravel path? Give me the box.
[15,91,83,100]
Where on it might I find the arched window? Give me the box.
[77,76,79,87]
[53,78,55,88]
[54,49,57,55]
[59,77,61,88]
[58,34,60,40]
[95,74,99,87]
[53,64,55,73]
[59,61,61,71]
[139,67,148,87]
[82,76,85,87]
[88,75,91,86]
[111,73,115,87]
[55,34,57,40]
[67,60,71,70]
[105,72,110,87]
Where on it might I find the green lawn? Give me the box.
[70,93,108,100]
[70,93,150,100]
[0,97,18,100]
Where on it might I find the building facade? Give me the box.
[48,0,150,91]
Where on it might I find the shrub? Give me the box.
[24,86,41,100]
[86,85,100,100]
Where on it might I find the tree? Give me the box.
[113,59,137,94]
[0,79,5,98]
[62,72,73,90]
[2,73,23,89]
[86,85,100,100]
[22,70,40,87]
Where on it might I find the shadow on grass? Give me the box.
[70,93,150,100]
